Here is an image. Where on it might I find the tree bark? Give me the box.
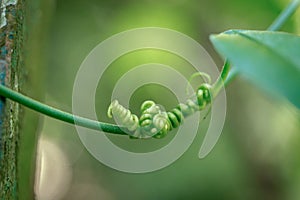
[0,0,53,199]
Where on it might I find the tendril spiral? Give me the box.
[107,82,212,139]
[107,100,139,134]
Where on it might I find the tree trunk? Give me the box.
[0,0,53,199]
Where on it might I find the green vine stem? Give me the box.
[0,84,127,135]
[0,0,298,136]
[268,0,300,31]
[211,60,231,98]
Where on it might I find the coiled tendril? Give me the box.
[107,83,212,139]
[107,100,139,134]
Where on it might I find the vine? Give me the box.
[0,0,299,138]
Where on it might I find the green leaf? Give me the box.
[210,30,300,108]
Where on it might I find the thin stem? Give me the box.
[0,0,299,136]
[211,60,230,98]
[0,84,127,135]
[268,0,300,31]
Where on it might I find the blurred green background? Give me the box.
[32,0,300,199]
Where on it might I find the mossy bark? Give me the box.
[0,1,26,199]
[0,0,53,199]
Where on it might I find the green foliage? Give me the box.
[210,30,300,108]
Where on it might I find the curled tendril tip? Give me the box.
[108,81,212,139]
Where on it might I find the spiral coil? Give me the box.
[107,100,139,134]
[107,83,212,139]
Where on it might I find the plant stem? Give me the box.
[212,60,230,97]
[0,84,127,135]
[268,0,300,31]
[0,0,299,135]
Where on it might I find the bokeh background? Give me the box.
[31,0,300,199]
